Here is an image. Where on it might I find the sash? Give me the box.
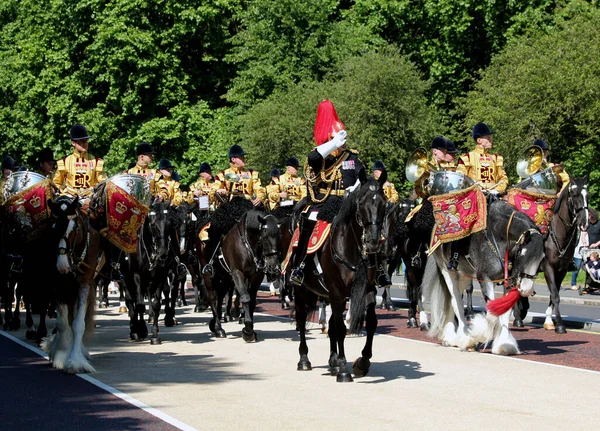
[507,188,555,234]
[100,181,149,253]
[428,184,487,255]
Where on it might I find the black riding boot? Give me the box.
[290,218,316,286]
[447,242,459,271]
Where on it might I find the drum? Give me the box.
[108,174,152,205]
[429,171,474,196]
[515,167,557,195]
[2,171,47,201]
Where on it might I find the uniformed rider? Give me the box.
[265,168,282,210]
[267,156,307,210]
[154,158,183,205]
[53,124,106,199]
[372,160,399,204]
[36,148,56,179]
[526,139,570,194]
[210,144,265,207]
[1,156,19,204]
[456,122,508,195]
[127,142,156,181]
[290,99,365,286]
[186,162,215,210]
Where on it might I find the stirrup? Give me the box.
[411,253,422,269]
[377,272,391,287]
[290,267,304,286]
[447,253,459,271]
[202,263,214,277]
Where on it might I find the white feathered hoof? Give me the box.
[492,341,520,356]
[64,355,96,374]
[543,322,556,330]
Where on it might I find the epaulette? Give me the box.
[349,149,359,154]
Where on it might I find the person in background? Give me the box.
[372,160,399,204]
[36,148,55,178]
[570,229,589,290]
[154,158,183,205]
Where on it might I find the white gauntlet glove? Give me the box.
[316,130,347,157]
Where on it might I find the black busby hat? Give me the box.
[445,139,459,154]
[472,122,493,139]
[431,136,447,150]
[228,144,247,159]
[136,142,154,156]
[270,167,281,178]
[158,158,174,170]
[37,147,55,163]
[198,162,212,173]
[372,160,386,170]
[172,171,181,181]
[285,156,300,168]
[69,124,91,141]
[2,156,17,170]
[533,139,548,151]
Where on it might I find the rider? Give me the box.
[127,142,156,182]
[35,148,55,179]
[290,99,365,286]
[456,122,508,195]
[210,144,265,207]
[1,156,19,204]
[53,124,106,199]
[267,156,307,210]
[442,139,459,170]
[531,139,570,193]
[372,160,399,204]
[265,168,282,210]
[186,162,214,210]
[154,158,183,205]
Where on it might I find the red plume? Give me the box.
[313,100,345,146]
[486,287,520,317]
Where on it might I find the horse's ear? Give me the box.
[258,215,266,225]
[359,168,368,185]
[378,169,388,187]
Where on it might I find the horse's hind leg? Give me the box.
[353,292,377,378]
[295,285,312,371]
[64,284,95,374]
[232,270,256,343]
[150,289,162,345]
[512,296,529,328]
[464,281,475,319]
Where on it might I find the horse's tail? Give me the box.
[349,264,368,335]
[422,257,451,340]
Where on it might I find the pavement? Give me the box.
[384,275,600,332]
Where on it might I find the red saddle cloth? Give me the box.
[281,220,331,273]
[4,179,54,242]
[100,180,149,253]
[507,188,556,234]
[428,184,487,255]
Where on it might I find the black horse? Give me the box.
[123,199,179,344]
[42,195,101,373]
[287,176,388,382]
[513,175,589,333]
[424,198,546,355]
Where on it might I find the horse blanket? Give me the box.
[3,178,54,242]
[506,188,555,234]
[281,220,331,273]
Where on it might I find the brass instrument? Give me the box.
[516,145,544,179]
[515,145,559,194]
[405,147,437,197]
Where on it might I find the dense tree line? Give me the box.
[0,0,598,206]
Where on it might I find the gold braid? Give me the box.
[304,152,348,204]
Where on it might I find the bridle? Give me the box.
[550,181,589,258]
[57,211,90,273]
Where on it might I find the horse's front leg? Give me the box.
[440,269,476,351]
[64,283,95,374]
[543,261,567,333]
[294,281,312,371]
[232,270,256,342]
[328,297,352,382]
[204,274,226,338]
[353,288,377,378]
[149,283,162,345]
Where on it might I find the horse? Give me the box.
[513,175,590,333]
[42,195,101,373]
[270,205,299,310]
[122,199,179,344]
[424,198,546,355]
[380,198,432,330]
[286,175,388,382]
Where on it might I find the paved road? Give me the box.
[2,291,600,431]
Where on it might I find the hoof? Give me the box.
[130,333,140,341]
[215,329,227,338]
[329,366,340,376]
[150,337,161,345]
[99,302,109,309]
[406,318,418,329]
[420,322,430,331]
[513,319,524,328]
[164,317,175,327]
[176,300,183,307]
[242,330,257,342]
[543,322,556,331]
[270,292,276,297]
[297,360,312,371]
[282,302,290,310]
[194,306,201,312]
[119,306,128,313]
[352,357,370,378]
[555,325,567,334]
[231,308,240,319]
[209,319,216,333]
[182,300,188,306]
[336,372,354,383]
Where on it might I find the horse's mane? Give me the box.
[245,209,279,237]
[336,178,382,224]
[209,197,254,236]
[553,180,570,215]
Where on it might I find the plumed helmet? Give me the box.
[37,147,55,163]
[69,124,91,141]
[270,167,281,178]
[372,160,386,170]
[198,162,212,173]
[445,139,459,154]
[228,144,247,159]
[472,122,493,139]
[136,142,154,156]
[2,156,17,170]
[313,100,345,146]
[285,156,300,168]
[158,158,174,170]
[431,136,447,150]
[533,139,549,151]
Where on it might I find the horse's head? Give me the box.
[510,225,546,297]
[49,195,84,274]
[354,175,388,257]
[146,199,174,265]
[566,175,590,231]
[257,213,281,275]
[174,202,196,255]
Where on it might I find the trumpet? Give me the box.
[405,147,438,198]
[516,145,545,179]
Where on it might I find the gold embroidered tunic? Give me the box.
[267,173,307,210]
[53,149,106,197]
[457,147,508,193]
[210,166,265,202]
[154,173,183,205]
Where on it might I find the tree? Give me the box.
[462,0,600,207]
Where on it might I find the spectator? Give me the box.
[585,251,600,280]
[570,230,588,290]
[588,209,600,249]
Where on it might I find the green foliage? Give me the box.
[238,48,440,194]
[462,0,600,207]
